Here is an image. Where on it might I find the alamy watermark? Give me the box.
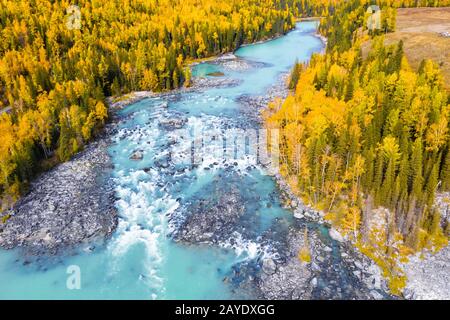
[367,5,381,31]
[66,265,81,290]
[66,5,81,30]
[166,126,280,174]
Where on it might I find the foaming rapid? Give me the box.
[219,231,279,261]
[0,21,323,300]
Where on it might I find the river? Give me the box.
[0,21,388,300]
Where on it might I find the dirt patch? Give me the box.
[395,7,450,32]
[362,7,450,89]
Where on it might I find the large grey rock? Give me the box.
[159,116,187,131]
[173,185,245,244]
[293,209,304,219]
[262,258,277,275]
[329,228,345,242]
[370,290,384,300]
[129,150,144,161]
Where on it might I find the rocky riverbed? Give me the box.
[163,64,394,299]
[402,246,450,300]
[169,168,392,299]
[222,175,393,300]
[250,228,390,300]
[273,164,450,300]
[0,132,117,256]
[173,180,246,245]
[0,52,262,258]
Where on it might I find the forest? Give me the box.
[1,0,450,295]
[0,0,346,209]
[266,0,450,293]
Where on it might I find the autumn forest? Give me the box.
[0,0,450,297]
[266,0,450,293]
[0,0,319,207]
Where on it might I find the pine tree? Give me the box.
[298,228,311,263]
[289,60,302,90]
[440,148,450,190]
[411,139,424,202]
[184,67,192,88]
[425,163,439,208]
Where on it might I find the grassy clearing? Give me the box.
[362,7,450,89]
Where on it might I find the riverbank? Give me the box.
[266,21,450,300]
[267,89,450,300]
[402,245,450,300]
[0,128,117,256]
[256,173,392,300]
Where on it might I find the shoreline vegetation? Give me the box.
[106,18,322,113]
[108,16,328,114]
[266,1,450,297]
[2,0,322,211]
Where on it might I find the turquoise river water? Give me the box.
[0,21,324,299]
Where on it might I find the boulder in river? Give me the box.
[293,208,304,219]
[129,150,144,161]
[329,228,345,242]
[261,258,277,275]
[173,187,245,244]
[154,153,171,169]
[159,115,188,131]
